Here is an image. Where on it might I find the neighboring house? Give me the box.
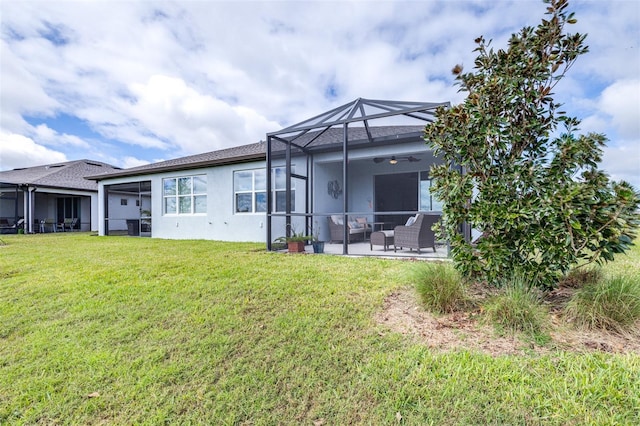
[0,159,121,233]
[89,99,452,252]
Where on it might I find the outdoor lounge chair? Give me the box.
[0,218,24,234]
[327,216,370,243]
[393,214,438,254]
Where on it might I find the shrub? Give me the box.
[424,0,640,289]
[565,274,640,333]
[559,267,603,288]
[483,277,548,339]
[410,262,467,314]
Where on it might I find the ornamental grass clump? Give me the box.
[410,262,467,314]
[483,276,549,339]
[559,266,603,288]
[565,274,640,334]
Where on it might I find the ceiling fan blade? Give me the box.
[373,157,386,163]
[407,156,421,162]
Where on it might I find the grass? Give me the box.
[482,277,550,343]
[565,274,640,333]
[408,261,467,313]
[1,233,639,424]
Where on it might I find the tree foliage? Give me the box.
[425,0,640,288]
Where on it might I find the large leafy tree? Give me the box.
[425,0,640,288]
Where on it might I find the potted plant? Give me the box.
[275,226,312,253]
[311,221,324,253]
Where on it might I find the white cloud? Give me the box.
[577,78,640,189]
[0,40,60,133]
[599,79,640,141]
[0,132,67,170]
[126,75,280,154]
[601,144,640,189]
[32,124,90,148]
[0,0,638,191]
[121,156,151,169]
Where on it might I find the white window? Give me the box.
[163,175,207,215]
[234,167,294,213]
[234,169,266,213]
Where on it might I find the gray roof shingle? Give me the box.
[0,160,121,191]
[88,142,266,180]
[88,125,426,180]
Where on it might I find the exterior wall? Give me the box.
[153,162,264,241]
[96,141,443,243]
[98,158,307,242]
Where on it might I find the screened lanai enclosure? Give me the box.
[265,98,454,255]
[103,181,152,236]
[0,182,89,233]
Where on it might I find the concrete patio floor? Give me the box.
[299,240,450,259]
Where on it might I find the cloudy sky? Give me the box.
[1,0,638,188]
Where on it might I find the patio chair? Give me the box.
[327,216,369,243]
[42,218,57,233]
[393,214,438,254]
[60,218,78,232]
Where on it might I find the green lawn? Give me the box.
[1,233,639,424]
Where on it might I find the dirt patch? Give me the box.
[375,287,640,356]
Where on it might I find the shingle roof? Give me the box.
[88,125,427,181]
[0,160,121,191]
[88,141,266,180]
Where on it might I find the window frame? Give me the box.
[234,166,294,214]
[419,171,443,212]
[162,174,207,216]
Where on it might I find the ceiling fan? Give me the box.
[373,156,421,165]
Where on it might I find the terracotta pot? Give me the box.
[287,241,306,253]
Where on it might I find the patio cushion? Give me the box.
[330,214,343,225]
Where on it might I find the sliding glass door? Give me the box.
[57,197,80,230]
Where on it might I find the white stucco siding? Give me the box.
[153,163,263,242]
[97,158,307,242]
